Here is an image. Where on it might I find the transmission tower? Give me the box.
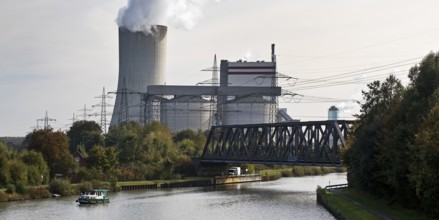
[119,77,129,124]
[36,111,56,129]
[201,54,219,128]
[109,77,145,124]
[78,104,92,121]
[93,87,113,134]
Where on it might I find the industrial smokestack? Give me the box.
[271,43,276,63]
[111,25,167,125]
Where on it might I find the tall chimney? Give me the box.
[271,43,276,63]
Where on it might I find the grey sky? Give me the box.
[1,0,439,136]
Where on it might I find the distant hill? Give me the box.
[0,136,25,151]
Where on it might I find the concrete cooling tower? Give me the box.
[111,25,167,125]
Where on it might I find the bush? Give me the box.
[49,178,72,196]
[78,181,93,192]
[29,187,51,199]
[281,169,293,177]
[6,184,15,194]
[292,167,305,176]
[15,181,29,194]
[0,190,8,202]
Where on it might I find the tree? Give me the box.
[52,152,78,177]
[408,103,439,217]
[27,129,70,177]
[21,150,49,185]
[87,145,118,172]
[8,159,28,184]
[343,75,404,193]
[375,52,439,207]
[67,120,103,153]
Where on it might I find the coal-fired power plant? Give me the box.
[111,25,167,125]
[110,23,293,132]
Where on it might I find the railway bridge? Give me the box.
[200,120,353,166]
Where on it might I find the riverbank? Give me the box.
[260,166,346,181]
[317,186,425,219]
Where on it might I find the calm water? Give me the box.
[0,173,346,220]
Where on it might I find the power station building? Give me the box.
[111,25,293,132]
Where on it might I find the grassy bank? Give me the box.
[317,187,423,220]
[116,177,210,187]
[259,166,346,181]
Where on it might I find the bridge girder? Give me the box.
[200,120,353,166]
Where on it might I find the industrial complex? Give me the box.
[110,25,307,132]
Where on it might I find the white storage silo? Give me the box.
[223,96,270,125]
[328,106,339,120]
[161,96,212,132]
[111,25,167,125]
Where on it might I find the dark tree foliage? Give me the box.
[174,129,206,157]
[27,129,71,177]
[376,52,439,207]
[67,120,103,153]
[343,75,404,192]
[345,52,439,218]
[408,103,439,217]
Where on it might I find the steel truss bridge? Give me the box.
[200,120,353,166]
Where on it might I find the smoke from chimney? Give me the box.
[117,0,221,33]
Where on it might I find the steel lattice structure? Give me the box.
[201,120,353,166]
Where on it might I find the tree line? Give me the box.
[0,121,207,192]
[343,51,439,218]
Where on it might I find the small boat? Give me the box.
[76,189,110,204]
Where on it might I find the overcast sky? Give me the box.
[1,0,439,136]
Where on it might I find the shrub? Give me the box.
[311,167,322,175]
[281,169,293,177]
[91,180,105,189]
[15,181,29,194]
[29,187,51,199]
[0,190,8,202]
[292,167,305,176]
[78,181,93,192]
[6,184,15,194]
[49,178,72,196]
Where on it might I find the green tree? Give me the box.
[0,141,13,186]
[408,103,439,217]
[87,145,118,172]
[21,150,49,185]
[376,52,439,207]
[67,120,103,153]
[52,152,78,177]
[27,129,70,177]
[343,75,404,193]
[8,159,28,184]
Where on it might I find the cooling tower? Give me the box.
[111,25,167,125]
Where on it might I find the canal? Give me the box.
[0,173,346,220]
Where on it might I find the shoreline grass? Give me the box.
[260,166,346,181]
[317,187,425,220]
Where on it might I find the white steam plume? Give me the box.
[117,0,221,33]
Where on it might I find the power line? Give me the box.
[279,27,439,65]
